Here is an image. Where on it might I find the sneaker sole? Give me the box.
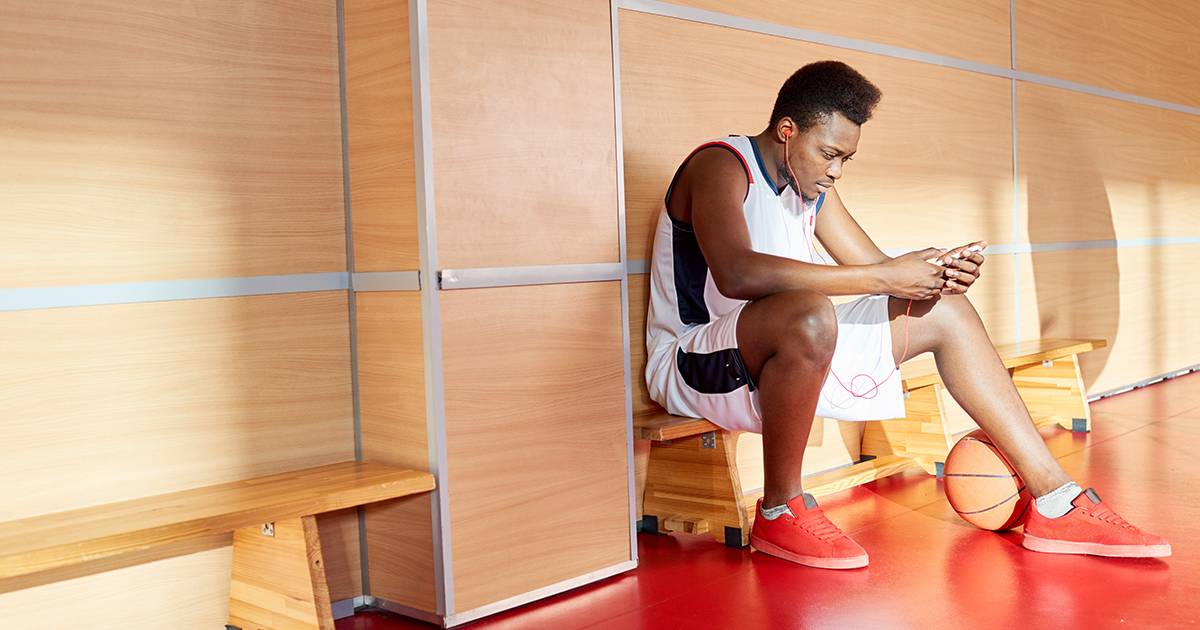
[749,535,869,569]
[1022,534,1172,558]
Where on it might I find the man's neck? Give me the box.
[751,130,795,196]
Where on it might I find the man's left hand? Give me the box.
[939,241,987,294]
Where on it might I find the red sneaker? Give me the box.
[1023,488,1171,558]
[749,494,869,569]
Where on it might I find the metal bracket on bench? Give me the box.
[1042,360,1054,368]
[700,432,716,449]
[260,522,275,537]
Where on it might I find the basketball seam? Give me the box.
[954,486,1027,515]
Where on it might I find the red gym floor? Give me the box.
[337,372,1200,629]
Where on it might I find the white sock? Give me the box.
[1035,482,1083,519]
[760,503,794,520]
[760,493,818,520]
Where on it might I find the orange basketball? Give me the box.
[943,429,1032,531]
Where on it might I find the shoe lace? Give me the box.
[1087,503,1137,530]
[796,509,846,542]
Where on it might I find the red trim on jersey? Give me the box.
[685,141,754,184]
[664,140,755,207]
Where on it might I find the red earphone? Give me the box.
[780,124,915,404]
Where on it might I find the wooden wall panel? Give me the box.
[357,291,436,611]
[0,0,346,288]
[318,508,363,602]
[619,10,1013,264]
[441,282,630,612]
[1022,246,1200,396]
[429,0,620,269]
[1018,82,1200,243]
[675,0,1011,68]
[346,0,420,271]
[1016,0,1200,108]
[0,292,354,521]
[0,547,233,628]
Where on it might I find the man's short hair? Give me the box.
[769,61,882,132]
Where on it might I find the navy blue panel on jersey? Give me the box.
[669,216,710,325]
[676,347,757,395]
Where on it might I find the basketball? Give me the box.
[943,429,1032,531]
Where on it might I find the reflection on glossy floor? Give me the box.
[337,372,1200,629]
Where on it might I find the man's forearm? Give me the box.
[716,252,887,300]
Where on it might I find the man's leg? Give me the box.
[737,290,871,569]
[886,294,1071,496]
[890,293,1171,557]
[736,289,838,507]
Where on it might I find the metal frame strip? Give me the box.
[438,262,623,290]
[0,272,349,312]
[352,271,422,292]
[610,0,640,566]
[410,0,456,617]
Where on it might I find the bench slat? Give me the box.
[0,461,434,581]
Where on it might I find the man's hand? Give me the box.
[877,247,950,300]
[938,241,987,294]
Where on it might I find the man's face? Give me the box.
[788,111,861,201]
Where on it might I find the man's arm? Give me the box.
[685,150,944,301]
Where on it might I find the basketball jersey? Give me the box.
[645,135,827,362]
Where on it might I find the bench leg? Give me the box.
[642,431,751,547]
[228,515,334,630]
[862,384,960,475]
[1013,355,1092,433]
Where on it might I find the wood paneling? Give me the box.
[619,10,1013,263]
[441,282,630,612]
[0,292,354,521]
[429,0,620,269]
[0,0,345,287]
[359,292,429,470]
[1022,246,1200,396]
[1018,82,1200,243]
[0,548,233,628]
[317,509,362,602]
[356,291,436,611]
[365,496,437,613]
[675,0,1011,68]
[346,0,420,271]
[1017,0,1200,108]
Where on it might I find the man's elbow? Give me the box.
[711,267,757,301]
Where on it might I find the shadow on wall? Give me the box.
[1026,99,1119,392]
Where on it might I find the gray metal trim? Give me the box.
[626,258,649,275]
[438,262,624,290]
[617,0,1200,118]
[364,596,445,626]
[610,0,640,565]
[0,272,349,312]
[335,0,371,597]
[410,0,455,617]
[443,560,639,627]
[1089,363,1200,402]
[331,596,363,620]
[622,236,1200,276]
[352,271,422,292]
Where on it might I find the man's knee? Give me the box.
[776,291,837,364]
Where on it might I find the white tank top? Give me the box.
[645,135,827,359]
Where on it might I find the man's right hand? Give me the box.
[876,248,948,300]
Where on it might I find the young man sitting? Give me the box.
[643,60,1170,569]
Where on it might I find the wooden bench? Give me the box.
[638,338,1105,548]
[0,461,435,630]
